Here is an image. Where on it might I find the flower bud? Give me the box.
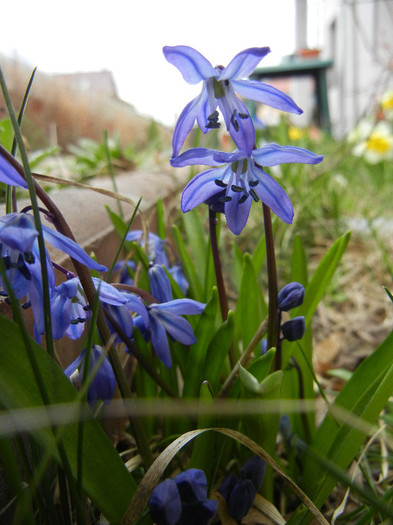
[281,316,305,341]
[278,282,305,311]
[241,456,266,491]
[218,473,238,502]
[148,264,172,303]
[228,479,256,520]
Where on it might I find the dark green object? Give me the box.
[251,58,333,133]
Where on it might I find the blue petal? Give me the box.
[225,191,252,235]
[172,90,207,157]
[152,309,197,346]
[232,79,303,115]
[64,351,84,377]
[171,147,238,167]
[217,88,255,156]
[105,303,134,341]
[149,313,172,368]
[88,346,116,405]
[65,302,87,340]
[252,144,324,166]
[42,226,107,272]
[92,278,128,305]
[163,45,216,84]
[152,298,205,315]
[174,469,208,504]
[181,167,227,212]
[219,47,270,80]
[123,293,149,326]
[149,479,182,525]
[0,154,28,188]
[249,164,294,224]
[0,213,38,252]
[148,264,172,303]
[50,291,72,339]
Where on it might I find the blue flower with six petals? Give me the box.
[163,45,303,156]
[171,144,323,235]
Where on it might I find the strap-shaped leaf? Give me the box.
[0,314,136,524]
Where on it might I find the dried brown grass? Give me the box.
[0,55,171,151]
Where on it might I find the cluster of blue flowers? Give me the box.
[164,45,324,234]
[0,158,205,404]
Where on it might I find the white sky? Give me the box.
[2,0,297,126]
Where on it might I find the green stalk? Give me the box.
[262,204,279,363]
[208,207,236,368]
[6,67,37,214]
[0,66,54,358]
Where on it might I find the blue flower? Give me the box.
[91,278,149,343]
[133,266,204,367]
[50,277,149,343]
[149,469,217,525]
[50,277,88,340]
[64,345,116,406]
[0,213,106,341]
[163,45,303,156]
[172,144,323,235]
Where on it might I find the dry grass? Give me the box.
[0,55,171,151]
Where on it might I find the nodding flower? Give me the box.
[163,45,302,157]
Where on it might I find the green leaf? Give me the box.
[0,315,136,524]
[171,223,204,301]
[105,204,129,239]
[0,117,13,151]
[239,364,282,397]
[295,232,351,326]
[156,198,166,239]
[183,288,219,397]
[299,330,393,522]
[188,381,217,478]
[182,209,208,282]
[202,311,234,395]
[231,242,245,294]
[235,253,264,350]
[291,234,308,286]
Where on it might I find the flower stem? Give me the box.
[208,207,236,369]
[262,204,280,363]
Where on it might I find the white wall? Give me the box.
[320,0,393,137]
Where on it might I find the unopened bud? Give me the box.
[281,316,305,341]
[278,282,305,311]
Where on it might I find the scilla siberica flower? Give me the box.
[171,144,323,235]
[64,345,116,407]
[50,277,149,343]
[0,212,106,341]
[163,45,303,156]
[134,264,205,368]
